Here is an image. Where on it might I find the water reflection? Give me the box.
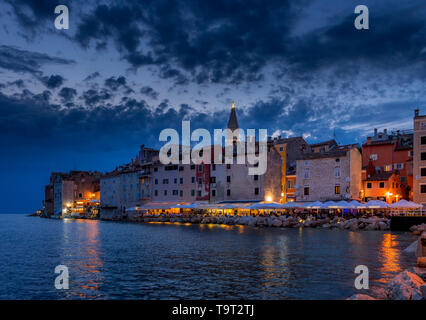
[61,220,103,299]
[377,233,402,284]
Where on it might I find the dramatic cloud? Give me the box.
[0,45,74,75]
[140,86,159,100]
[40,74,64,89]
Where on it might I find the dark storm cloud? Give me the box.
[58,87,77,103]
[0,45,74,75]
[140,86,159,100]
[81,88,113,106]
[72,0,305,84]
[84,72,100,81]
[104,76,127,91]
[286,6,426,72]
[5,0,62,27]
[40,74,64,89]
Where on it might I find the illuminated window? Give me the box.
[335,185,341,194]
[370,154,378,160]
[384,165,392,172]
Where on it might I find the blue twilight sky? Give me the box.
[0,0,425,213]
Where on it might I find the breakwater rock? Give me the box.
[110,212,391,231]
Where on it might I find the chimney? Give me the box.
[374,128,377,135]
[415,109,419,117]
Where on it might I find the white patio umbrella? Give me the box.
[365,200,389,208]
[281,201,300,209]
[347,200,362,208]
[389,199,422,209]
[308,201,324,209]
[323,201,338,208]
[334,200,350,208]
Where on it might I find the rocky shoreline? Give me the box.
[348,224,426,300]
[107,212,392,231]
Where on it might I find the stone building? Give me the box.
[100,164,143,218]
[43,171,101,216]
[413,109,426,205]
[296,144,362,202]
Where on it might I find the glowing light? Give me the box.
[232,101,235,109]
[266,196,272,202]
[281,192,284,197]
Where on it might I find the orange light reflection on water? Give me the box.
[377,233,402,284]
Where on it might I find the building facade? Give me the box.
[413,109,426,205]
[362,128,413,199]
[296,145,362,202]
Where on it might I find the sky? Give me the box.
[0,0,425,213]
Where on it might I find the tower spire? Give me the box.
[227,101,239,131]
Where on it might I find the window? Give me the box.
[179,166,184,171]
[210,176,216,183]
[254,175,258,181]
[422,136,426,145]
[191,177,195,183]
[334,167,340,178]
[335,185,341,195]
[379,182,385,188]
[163,179,169,184]
[198,177,202,184]
[197,191,202,197]
[154,167,158,172]
[179,178,183,184]
[190,165,195,170]
[422,152,426,161]
[212,164,216,171]
[304,169,310,179]
[304,187,309,196]
[172,190,178,196]
[395,163,404,170]
[179,190,183,197]
[335,158,340,163]
[384,165,392,172]
[212,189,216,197]
[191,190,195,196]
[174,178,177,184]
[421,185,426,193]
[279,146,284,152]
[154,190,158,196]
[227,189,231,196]
[155,179,158,185]
[409,150,414,157]
[287,180,294,189]
[164,190,168,196]
[254,188,259,195]
[367,182,372,189]
[226,164,231,169]
[401,176,407,183]
[227,176,231,183]
[370,154,378,161]
[421,168,426,176]
[198,165,203,172]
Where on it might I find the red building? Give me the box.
[362,128,413,199]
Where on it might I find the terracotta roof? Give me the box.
[298,149,348,160]
[309,139,337,148]
[365,172,393,181]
